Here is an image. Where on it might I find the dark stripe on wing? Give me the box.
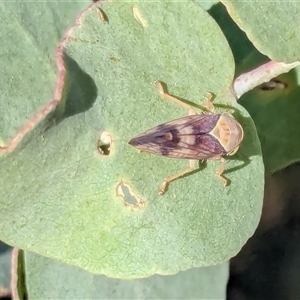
[129,114,225,159]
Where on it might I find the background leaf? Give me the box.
[222,0,300,63]
[23,251,228,299]
[239,67,300,173]
[0,242,11,299]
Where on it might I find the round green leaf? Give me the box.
[0,1,264,278]
[222,0,300,63]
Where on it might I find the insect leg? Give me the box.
[216,157,228,186]
[158,160,197,195]
[155,81,196,115]
[204,92,215,113]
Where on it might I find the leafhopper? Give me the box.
[129,81,244,195]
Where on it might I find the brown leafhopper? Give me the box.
[129,81,244,195]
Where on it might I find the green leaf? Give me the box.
[0,0,92,144]
[239,67,300,174]
[222,0,300,63]
[0,242,11,298]
[24,252,228,299]
[208,2,268,67]
[11,249,26,300]
[0,1,264,278]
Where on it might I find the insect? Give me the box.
[129,81,244,195]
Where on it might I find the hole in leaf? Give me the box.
[116,182,145,210]
[98,131,112,156]
[257,78,288,91]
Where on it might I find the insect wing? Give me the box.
[129,114,227,159]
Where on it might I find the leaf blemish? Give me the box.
[116,182,145,210]
[98,131,112,156]
[257,78,288,91]
[97,7,108,23]
[109,56,121,62]
[132,6,148,28]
